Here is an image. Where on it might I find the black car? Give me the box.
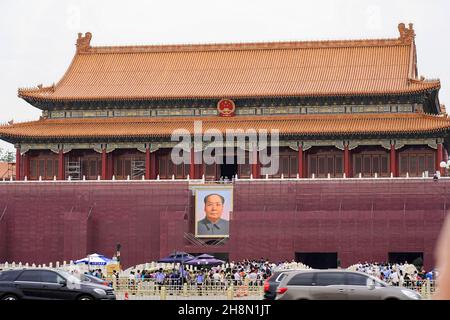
[0,269,116,300]
[263,270,295,300]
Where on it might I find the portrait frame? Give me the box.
[194,185,233,238]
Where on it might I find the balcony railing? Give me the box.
[1,171,448,183]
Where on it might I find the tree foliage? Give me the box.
[0,147,15,162]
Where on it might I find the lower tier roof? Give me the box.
[1,113,450,142]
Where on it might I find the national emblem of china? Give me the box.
[217,99,236,117]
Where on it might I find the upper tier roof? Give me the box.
[18,23,440,102]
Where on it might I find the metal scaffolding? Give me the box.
[131,160,145,180]
[65,157,82,180]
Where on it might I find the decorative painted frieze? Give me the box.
[46,103,421,119]
[17,137,441,153]
[302,140,345,150]
[287,141,299,151]
[347,140,392,150]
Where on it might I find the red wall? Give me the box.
[0,182,190,268]
[0,179,448,270]
[227,180,449,270]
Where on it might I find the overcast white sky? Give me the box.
[1,0,449,151]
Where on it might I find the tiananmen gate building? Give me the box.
[0,23,449,269]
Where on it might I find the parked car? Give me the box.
[0,269,116,300]
[80,273,112,287]
[275,269,422,300]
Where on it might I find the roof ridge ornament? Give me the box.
[76,32,92,53]
[398,23,415,43]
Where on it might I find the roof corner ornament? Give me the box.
[40,110,49,120]
[398,23,415,43]
[76,32,92,53]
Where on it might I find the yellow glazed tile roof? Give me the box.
[1,113,449,140]
[18,23,439,102]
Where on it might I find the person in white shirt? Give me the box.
[390,271,399,286]
[212,271,221,284]
[247,270,257,285]
[233,270,241,285]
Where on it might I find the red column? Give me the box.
[15,147,21,181]
[251,148,259,179]
[390,144,397,177]
[437,143,444,175]
[190,147,195,179]
[344,144,350,178]
[198,151,204,179]
[145,146,151,179]
[58,149,64,180]
[150,151,157,179]
[257,155,261,177]
[101,147,107,180]
[194,150,203,179]
[298,145,304,178]
[107,152,113,180]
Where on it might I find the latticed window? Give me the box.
[353,152,389,177]
[157,151,187,179]
[307,149,343,178]
[399,149,435,177]
[79,155,101,180]
[29,156,59,180]
[115,155,145,180]
[238,152,251,178]
[260,148,298,178]
[204,163,217,180]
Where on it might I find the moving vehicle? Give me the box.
[0,269,116,300]
[263,270,298,300]
[275,269,422,300]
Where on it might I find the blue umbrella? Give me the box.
[75,253,113,266]
[157,251,195,263]
[185,254,225,266]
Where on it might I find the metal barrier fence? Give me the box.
[403,279,435,299]
[0,263,437,300]
[107,277,436,300]
[108,278,264,300]
[2,175,448,183]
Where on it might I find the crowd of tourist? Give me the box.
[121,259,280,287]
[86,268,105,279]
[351,262,436,286]
[82,259,435,289]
